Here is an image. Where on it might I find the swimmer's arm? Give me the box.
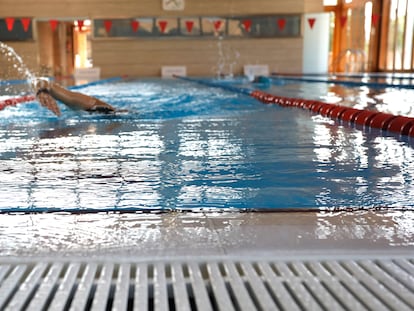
[49,83,116,113]
[35,86,61,116]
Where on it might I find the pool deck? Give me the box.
[0,210,412,310]
[0,210,412,261]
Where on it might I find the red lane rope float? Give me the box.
[0,95,35,111]
[174,76,414,138]
[251,89,414,137]
[387,116,414,136]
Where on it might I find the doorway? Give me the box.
[37,19,92,82]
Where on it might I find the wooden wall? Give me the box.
[0,0,323,78]
[92,38,303,77]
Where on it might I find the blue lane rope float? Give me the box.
[175,75,414,137]
[270,75,414,89]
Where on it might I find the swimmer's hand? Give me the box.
[34,80,61,116]
[86,102,116,114]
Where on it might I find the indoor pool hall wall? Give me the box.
[0,0,323,78]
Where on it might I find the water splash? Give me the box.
[0,41,35,90]
[214,37,240,79]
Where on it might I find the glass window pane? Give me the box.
[324,0,338,5]
[386,0,398,70]
[394,0,407,70]
[0,19,33,41]
[404,0,414,70]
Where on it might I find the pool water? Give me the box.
[1,78,414,212]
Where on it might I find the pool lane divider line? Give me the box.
[0,79,30,86]
[270,75,414,89]
[0,76,123,111]
[273,72,414,81]
[175,75,253,95]
[68,76,124,90]
[175,75,414,137]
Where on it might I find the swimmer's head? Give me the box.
[32,78,50,92]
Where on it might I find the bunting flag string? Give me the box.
[0,14,384,38]
[0,15,302,36]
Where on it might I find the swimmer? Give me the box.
[33,79,116,116]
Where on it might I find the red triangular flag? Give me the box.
[77,20,84,31]
[49,20,59,32]
[340,15,347,28]
[131,20,139,32]
[5,18,15,31]
[308,18,316,29]
[372,14,380,27]
[159,20,168,33]
[185,20,194,33]
[104,20,112,34]
[213,20,222,31]
[242,19,252,32]
[21,18,31,32]
[277,18,286,31]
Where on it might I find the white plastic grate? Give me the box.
[0,258,413,310]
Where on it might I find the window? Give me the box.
[93,15,301,39]
[0,18,33,41]
[324,0,338,5]
[380,0,414,71]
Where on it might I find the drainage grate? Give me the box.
[0,258,413,310]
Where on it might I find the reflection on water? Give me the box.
[265,80,414,117]
[0,211,411,257]
[312,118,414,209]
[315,210,414,246]
[0,79,414,211]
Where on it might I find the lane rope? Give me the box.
[0,95,35,111]
[175,75,414,137]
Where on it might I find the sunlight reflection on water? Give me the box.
[1,79,414,212]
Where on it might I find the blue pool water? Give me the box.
[1,78,414,212]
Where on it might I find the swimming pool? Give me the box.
[1,77,414,212]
